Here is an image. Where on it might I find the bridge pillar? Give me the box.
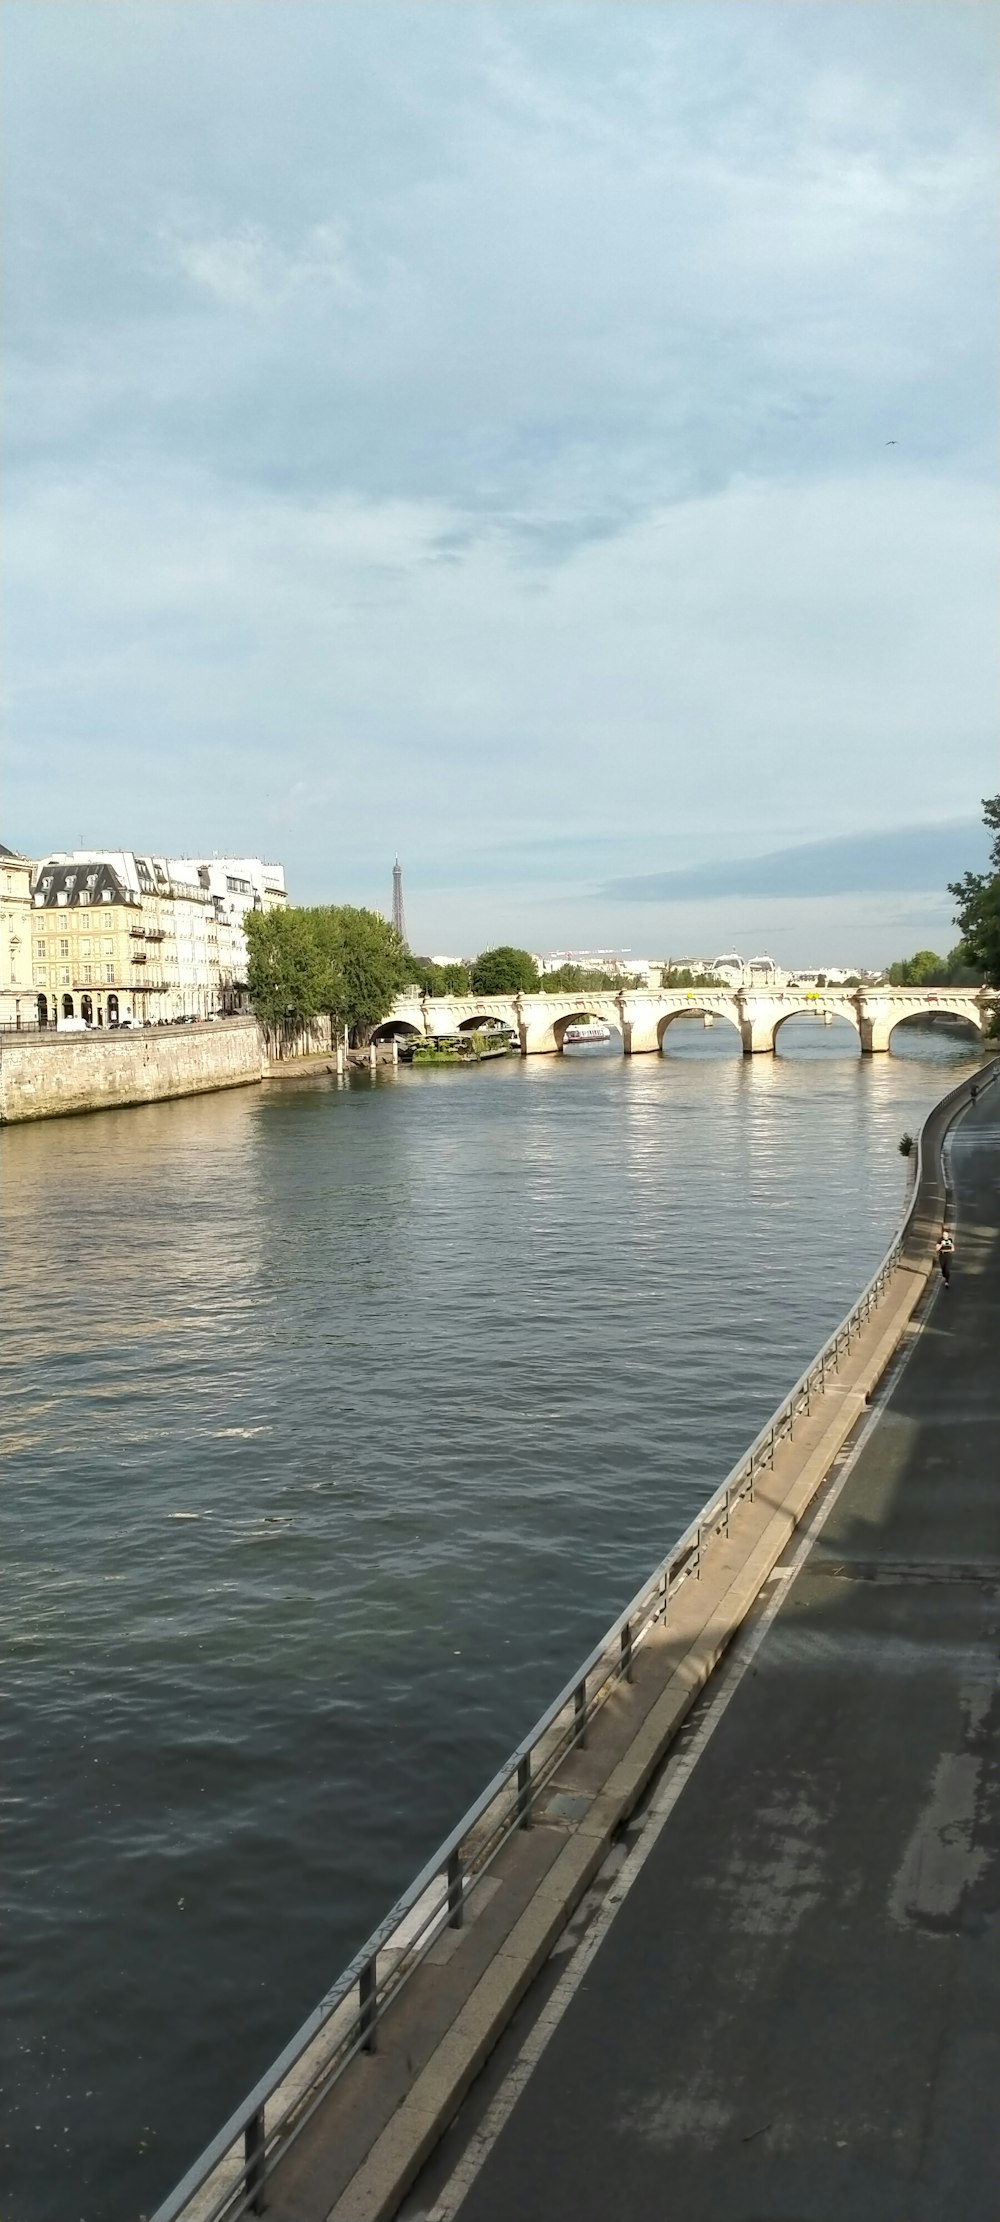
[854,998,890,1054]
[737,994,775,1054]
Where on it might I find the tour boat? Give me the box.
[563,1021,612,1044]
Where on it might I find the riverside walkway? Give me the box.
[155,1070,998,2222]
[413,1085,1000,2222]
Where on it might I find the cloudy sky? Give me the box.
[2,3,996,963]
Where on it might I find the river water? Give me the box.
[0,1017,984,2220]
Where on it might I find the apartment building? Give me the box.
[0,841,34,1027]
[30,849,288,1025]
[32,852,218,1024]
[172,857,287,1010]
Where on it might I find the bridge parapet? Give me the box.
[383,986,997,1058]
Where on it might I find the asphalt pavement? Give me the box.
[449,1087,1000,2222]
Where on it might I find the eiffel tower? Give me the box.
[391,858,406,944]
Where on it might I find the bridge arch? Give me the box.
[772,1003,861,1055]
[371,1017,423,1042]
[884,1004,984,1054]
[657,1007,741,1054]
[553,1006,623,1054]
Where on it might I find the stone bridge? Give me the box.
[376,984,997,1057]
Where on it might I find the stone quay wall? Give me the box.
[0,1020,263,1124]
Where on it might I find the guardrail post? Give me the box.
[621,1620,633,1683]
[359,1956,377,2053]
[574,1678,588,1747]
[517,1754,532,1827]
[447,1847,464,1928]
[244,2106,266,2215]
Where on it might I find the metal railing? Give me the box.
[151,1059,998,2222]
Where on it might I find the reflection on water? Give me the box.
[0,1019,984,2220]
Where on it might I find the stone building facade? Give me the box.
[0,842,35,1027]
[172,857,287,1010]
[30,849,288,1026]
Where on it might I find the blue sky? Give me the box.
[2,3,996,962]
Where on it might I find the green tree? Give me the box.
[246,905,411,1043]
[244,909,328,1027]
[887,949,946,986]
[470,945,541,993]
[660,966,723,989]
[949,795,1000,989]
[307,905,411,1043]
[407,956,472,995]
[542,963,618,993]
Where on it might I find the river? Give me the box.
[0,1017,984,2219]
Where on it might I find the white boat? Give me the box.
[563,1021,611,1044]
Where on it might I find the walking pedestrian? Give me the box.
[936,1226,955,1286]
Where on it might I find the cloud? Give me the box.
[1,3,996,961]
[168,220,351,313]
[605,822,991,903]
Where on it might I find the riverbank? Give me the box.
[0,1025,406,1122]
[155,1059,997,2222]
[0,1019,262,1122]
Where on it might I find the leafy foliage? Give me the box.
[949,795,1000,990]
[246,904,411,1042]
[244,909,329,1026]
[407,956,472,995]
[541,963,619,992]
[886,945,983,987]
[470,945,541,993]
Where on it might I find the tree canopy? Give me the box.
[407,956,472,995]
[470,945,541,993]
[886,944,983,987]
[245,904,411,1041]
[244,908,330,1027]
[949,795,1000,990]
[541,963,619,993]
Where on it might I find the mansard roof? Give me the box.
[0,840,29,861]
[32,857,137,909]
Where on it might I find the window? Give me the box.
[105,965,116,983]
[34,969,47,986]
[79,912,90,927]
[83,965,92,983]
[57,891,68,905]
[60,967,70,985]
[101,890,112,902]
[81,940,91,956]
[104,939,114,956]
[35,938,46,954]
[59,939,69,957]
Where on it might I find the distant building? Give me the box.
[29,850,287,1025]
[173,856,287,1010]
[0,841,34,1027]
